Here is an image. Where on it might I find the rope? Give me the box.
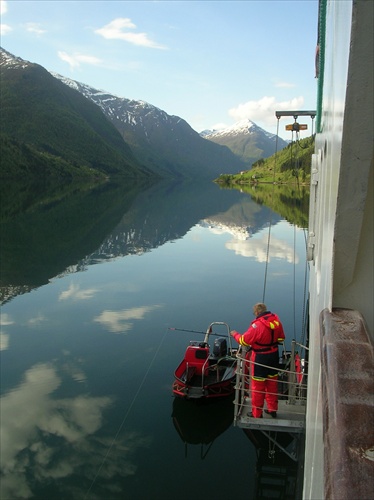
[273,118,280,184]
[289,125,311,353]
[240,356,307,381]
[262,219,272,304]
[84,327,169,498]
[263,113,311,364]
[293,223,297,340]
[262,118,280,303]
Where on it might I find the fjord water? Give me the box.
[0,179,308,499]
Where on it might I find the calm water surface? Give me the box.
[1,179,308,499]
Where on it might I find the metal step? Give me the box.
[234,398,305,433]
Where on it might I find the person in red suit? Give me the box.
[230,303,285,418]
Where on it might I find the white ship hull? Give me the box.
[305,1,373,498]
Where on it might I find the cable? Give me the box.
[84,327,169,498]
[262,118,280,303]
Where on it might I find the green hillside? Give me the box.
[216,135,315,185]
[0,60,153,180]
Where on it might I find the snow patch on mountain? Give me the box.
[201,119,277,140]
[51,71,181,130]
[0,47,31,69]
[200,219,251,240]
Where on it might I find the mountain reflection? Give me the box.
[1,179,281,304]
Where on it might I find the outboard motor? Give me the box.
[213,337,227,357]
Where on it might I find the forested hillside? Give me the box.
[0,50,152,180]
[216,135,315,185]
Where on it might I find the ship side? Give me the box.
[305,0,373,498]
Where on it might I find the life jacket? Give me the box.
[251,312,284,352]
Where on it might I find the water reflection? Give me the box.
[0,178,153,301]
[226,234,299,263]
[0,313,13,351]
[172,397,234,459]
[59,284,99,301]
[94,304,163,333]
[244,429,303,499]
[1,362,110,498]
[0,360,153,500]
[1,178,280,304]
[0,178,309,499]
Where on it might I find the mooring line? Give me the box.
[84,326,170,498]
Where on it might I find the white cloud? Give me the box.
[0,0,7,15]
[0,23,12,36]
[57,51,103,71]
[94,305,162,333]
[229,95,304,128]
[0,1,11,36]
[25,22,46,35]
[226,234,299,264]
[59,283,99,301]
[95,18,167,49]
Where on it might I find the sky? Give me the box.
[0,0,319,138]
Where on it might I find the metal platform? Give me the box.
[234,397,306,433]
[232,341,307,436]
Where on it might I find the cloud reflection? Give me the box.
[59,283,99,301]
[0,312,14,326]
[0,361,152,499]
[0,332,9,351]
[226,235,299,264]
[94,305,162,333]
[0,313,13,351]
[28,313,46,326]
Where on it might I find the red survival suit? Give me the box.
[232,311,285,418]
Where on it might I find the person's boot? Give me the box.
[264,410,277,418]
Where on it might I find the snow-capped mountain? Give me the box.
[1,46,287,178]
[202,119,288,166]
[202,119,271,139]
[51,72,245,179]
[1,47,245,179]
[0,48,29,69]
[51,73,173,131]
[0,47,150,178]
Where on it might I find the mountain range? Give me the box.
[50,72,248,179]
[0,47,287,180]
[201,119,288,166]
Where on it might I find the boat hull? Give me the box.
[173,348,237,399]
[172,374,236,400]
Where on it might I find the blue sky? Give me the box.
[1,0,319,138]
